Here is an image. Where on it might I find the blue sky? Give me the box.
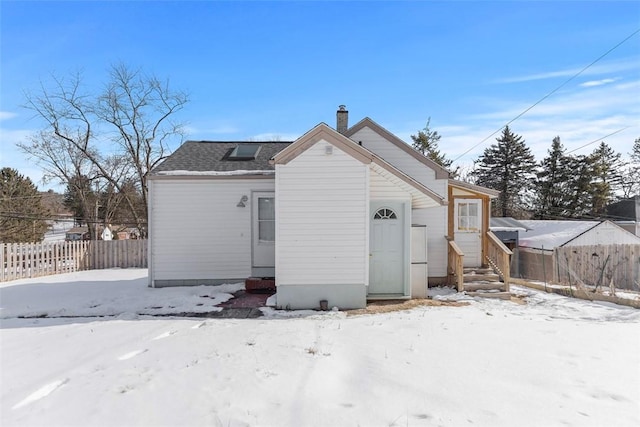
[1,1,639,191]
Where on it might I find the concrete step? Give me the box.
[466,291,512,300]
[464,282,507,292]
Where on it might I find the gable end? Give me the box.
[345,118,450,180]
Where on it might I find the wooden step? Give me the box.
[463,273,500,283]
[466,291,512,300]
[245,277,276,293]
[464,282,507,292]
[463,267,493,275]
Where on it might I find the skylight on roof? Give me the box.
[227,144,261,160]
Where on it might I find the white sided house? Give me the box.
[148,108,508,309]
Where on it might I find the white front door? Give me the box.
[252,192,275,269]
[454,199,482,267]
[369,201,406,295]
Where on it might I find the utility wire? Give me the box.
[565,127,631,154]
[451,27,640,164]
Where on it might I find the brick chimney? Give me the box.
[336,105,348,134]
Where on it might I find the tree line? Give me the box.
[412,120,640,219]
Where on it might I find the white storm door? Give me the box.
[454,199,482,267]
[369,202,406,295]
[252,192,275,268]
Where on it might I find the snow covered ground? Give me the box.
[1,269,639,427]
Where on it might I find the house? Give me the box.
[605,196,640,237]
[490,217,530,277]
[65,227,90,241]
[516,219,640,283]
[147,107,507,309]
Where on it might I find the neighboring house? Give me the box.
[65,227,90,241]
[147,107,503,309]
[490,217,530,250]
[490,217,530,277]
[101,226,113,241]
[516,219,640,282]
[605,196,640,237]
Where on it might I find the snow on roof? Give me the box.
[154,170,275,176]
[490,217,530,232]
[518,220,600,250]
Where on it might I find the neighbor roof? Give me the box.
[150,141,292,175]
[490,217,530,232]
[518,220,600,250]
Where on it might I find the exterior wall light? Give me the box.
[237,195,248,207]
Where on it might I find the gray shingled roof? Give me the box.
[151,141,293,174]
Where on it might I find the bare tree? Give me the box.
[20,65,188,236]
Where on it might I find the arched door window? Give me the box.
[373,208,397,220]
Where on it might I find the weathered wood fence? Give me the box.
[554,244,639,291]
[517,244,640,291]
[0,240,148,282]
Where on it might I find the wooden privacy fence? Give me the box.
[553,244,639,291]
[1,240,148,282]
[517,245,640,291]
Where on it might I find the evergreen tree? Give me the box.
[622,137,640,197]
[0,168,50,242]
[472,126,536,218]
[534,136,573,218]
[565,155,595,218]
[411,118,458,177]
[589,142,623,216]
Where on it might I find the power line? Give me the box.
[565,127,631,155]
[452,27,640,164]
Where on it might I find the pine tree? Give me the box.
[565,155,595,218]
[472,126,536,218]
[411,118,458,177]
[622,137,640,197]
[534,136,573,218]
[0,168,50,242]
[589,142,623,216]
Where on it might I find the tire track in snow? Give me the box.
[117,349,148,360]
[12,379,69,410]
[152,330,178,340]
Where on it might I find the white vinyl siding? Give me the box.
[370,168,412,200]
[276,140,368,286]
[350,126,448,199]
[412,206,448,277]
[353,126,448,278]
[149,178,274,283]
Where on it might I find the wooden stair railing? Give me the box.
[485,231,513,292]
[447,239,464,292]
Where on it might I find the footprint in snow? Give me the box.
[118,349,148,361]
[12,378,69,410]
[152,330,177,340]
[192,321,207,329]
